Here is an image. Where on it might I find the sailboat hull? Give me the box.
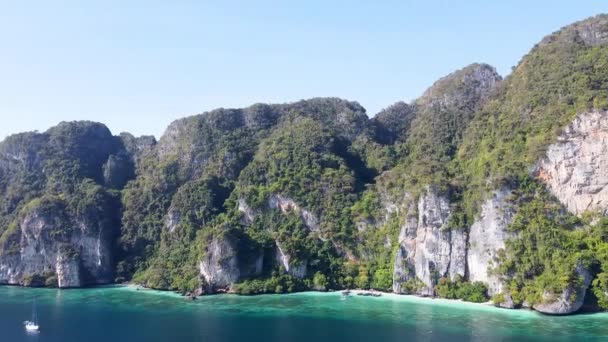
[24,321,39,332]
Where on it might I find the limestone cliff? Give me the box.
[199,234,265,291]
[0,198,115,288]
[467,188,514,296]
[199,235,242,291]
[388,106,607,311]
[536,110,608,215]
[199,193,322,289]
[533,263,593,315]
[524,109,608,314]
[267,194,319,232]
[393,188,467,295]
[0,121,126,288]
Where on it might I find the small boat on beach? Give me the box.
[355,290,382,297]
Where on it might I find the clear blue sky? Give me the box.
[1,1,607,139]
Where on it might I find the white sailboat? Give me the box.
[24,300,40,333]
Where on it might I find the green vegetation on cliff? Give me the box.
[2,14,608,314]
[455,16,608,223]
[0,122,125,258]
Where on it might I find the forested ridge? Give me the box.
[2,14,608,314]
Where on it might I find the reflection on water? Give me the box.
[1,286,608,342]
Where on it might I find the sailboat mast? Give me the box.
[32,299,37,323]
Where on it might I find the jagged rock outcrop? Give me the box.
[533,263,593,315]
[275,242,307,278]
[199,236,241,291]
[0,121,132,288]
[164,209,181,234]
[0,201,114,288]
[540,14,608,48]
[237,198,256,225]
[55,254,81,288]
[118,133,156,169]
[199,235,264,291]
[536,110,608,215]
[528,109,608,313]
[574,15,608,46]
[467,188,514,295]
[234,194,321,279]
[393,188,467,295]
[268,194,319,232]
[416,63,501,112]
[102,152,134,189]
[499,293,516,310]
[0,132,47,173]
[391,187,516,298]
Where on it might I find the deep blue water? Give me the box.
[1,286,608,342]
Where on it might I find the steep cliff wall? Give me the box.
[199,235,243,291]
[230,193,320,281]
[199,193,322,290]
[390,186,516,299]
[0,122,125,288]
[393,188,467,295]
[520,109,608,314]
[467,188,514,296]
[536,110,608,215]
[0,198,115,288]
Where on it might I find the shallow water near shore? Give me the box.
[1,286,608,342]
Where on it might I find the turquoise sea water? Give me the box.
[1,286,608,342]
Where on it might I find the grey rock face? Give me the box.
[417,63,501,112]
[0,206,114,288]
[392,187,515,297]
[393,188,467,295]
[102,152,134,189]
[0,132,47,173]
[575,16,608,47]
[541,14,608,48]
[118,133,156,169]
[199,236,241,291]
[199,235,264,291]
[392,244,416,293]
[536,110,608,215]
[156,117,192,162]
[55,254,81,288]
[235,194,320,279]
[71,220,114,284]
[267,194,319,232]
[533,263,592,315]
[467,188,514,295]
[237,198,256,225]
[164,209,181,234]
[449,228,468,280]
[275,241,307,279]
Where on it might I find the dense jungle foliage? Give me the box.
[2,14,608,311]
